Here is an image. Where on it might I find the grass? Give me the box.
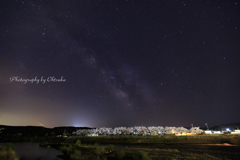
[64,134,240,145]
[59,141,153,160]
[113,149,152,160]
[60,144,239,160]
[60,141,107,159]
[147,148,239,160]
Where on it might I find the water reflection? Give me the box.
[13,143,63,160]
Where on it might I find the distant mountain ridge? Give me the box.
[0,125,92,138]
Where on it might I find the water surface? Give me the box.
[3,142,64,160]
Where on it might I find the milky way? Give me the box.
[0,0,239,128]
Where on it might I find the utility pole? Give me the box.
[205,123,209,130]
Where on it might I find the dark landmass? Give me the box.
[1,122,240,138]
[0,125,92,138]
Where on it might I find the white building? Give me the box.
[213,131,222,134]
[205,130,212,134]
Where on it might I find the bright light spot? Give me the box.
[73,123,85,127]
[226,128,231,131]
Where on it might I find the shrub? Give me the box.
[76,140,81,146]
[123,150,138,160]
[60,145,73,155]
[94,146,105,155]
[102,156,108,160]
[4,144,15,151]
[106,144,114,152]
[115,150,125,159]
[70,149,82,160]
[88,155,101,160]
[0,146,19,160]
[0,147,7,159]
[138,151,152,160]
[117,150,152,160]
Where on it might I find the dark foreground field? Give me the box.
[1,135,240,160]
[54,142,240,160]
[38,135,240,160]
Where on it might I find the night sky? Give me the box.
[1,0,240,128]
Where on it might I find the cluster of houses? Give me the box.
[72,126,240,137]
[205,129,240,135]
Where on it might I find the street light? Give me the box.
[226,128,231,132]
